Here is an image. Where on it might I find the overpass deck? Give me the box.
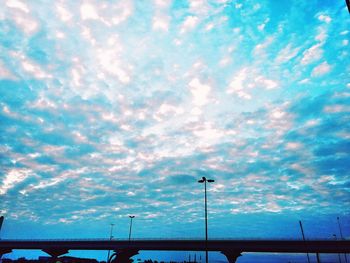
[1,239,349,263]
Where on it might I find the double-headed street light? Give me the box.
[128,215,135,241]
[198,176,215,263]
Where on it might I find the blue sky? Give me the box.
[0,0,349,261]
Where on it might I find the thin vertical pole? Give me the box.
[334,234,343,263]
[338,217,348,263]
[337,217,344,239]
[316,253,321,263]
[204,180,208,263]
[0,216,3,233]
[129,217,133,241]
[299,220,311,263]
[107,223,114,263]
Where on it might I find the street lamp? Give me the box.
[128,216,135,241]
[333,234,342,263]
[107,223,115,262]
[198,176,215,263]
[109,223,115,240]
[337,217,348,263]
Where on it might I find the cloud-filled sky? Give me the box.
[0,0,350,260]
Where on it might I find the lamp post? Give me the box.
[299,220,311,263]
[128,216,135,241]
[0,216,4,236]
[107,223,115,262]
[333,234,342,263]
[198,176,215,263]
[337,217,348,263]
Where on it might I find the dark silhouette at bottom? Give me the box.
[1,239,350,263]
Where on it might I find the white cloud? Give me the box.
[188,78,211,106]
[153,0,171,8]
[180,16,199,33]
[298,78,310,84]
[0,168,33,195]
[193,127,223,142]
[219,56,231,67]
[271,109,285,119]
[96,47,131,84]
[257,23,265,31]
[21,59,51,79]
[236,91,252,100]
[254,76,278,90]
[6,0,29,13]
[157,103,184,117]
[275,44,300,64]
[80,3,99,20]
[227,68,247,93]
[318,14,332,24]
[152,15,170,32]
[10,12,39,34]
[188,0,210,15]
[301,44,323,65]
[315,27,328,42]
[258,18,270,31]
[56,4,72,22]
[109,1,133,25]
[324,105,350,113]
[285,142,303,150]
[253,36,274,56]
[311,61,331,77]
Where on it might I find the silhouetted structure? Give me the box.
[198,177,215,263]
[1,256,99,263]
[337,217,348,263]
[298,221,311,263]
[0,216,4,235]
[346,0,350,13]
[1,239,350,263]
[128,216,135,241]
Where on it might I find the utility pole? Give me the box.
[299,220,311,263]
[0,216,3,232]
[106,223,115,263]
[198,177,215,263]
[129,216,135,241]
[333,234,343,263]
[337,217,348,263]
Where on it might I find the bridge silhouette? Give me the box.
[1,238,349,263]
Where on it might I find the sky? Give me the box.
[0,0,350,262]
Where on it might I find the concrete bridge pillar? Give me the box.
[221,250,242,263]
[108,249,139,263]
[42,248,69,262]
